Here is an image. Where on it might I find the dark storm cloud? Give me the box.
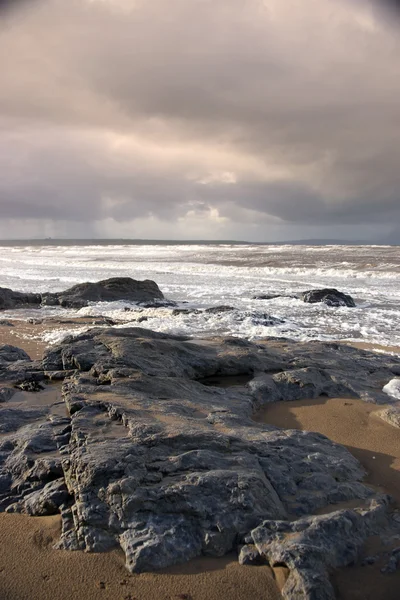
[0,0,400,239]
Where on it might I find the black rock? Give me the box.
[204,305,236,314]
[0,320,14,327]
[44,277,164,309]
[0,287,41,310]
[172,308,202,316]
[301,288,356,308]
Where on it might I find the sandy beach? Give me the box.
[1,320,400,599]
[255,396,400,600]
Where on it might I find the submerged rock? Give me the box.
[1,329,400,597]
[301,288,356,307]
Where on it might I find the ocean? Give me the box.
[1,242,400,348]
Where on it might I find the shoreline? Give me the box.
[1,318,400,599]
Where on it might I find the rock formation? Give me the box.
[0,330,399,598]
[301,288,356,307]
[0,277,164,310]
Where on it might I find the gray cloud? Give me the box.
[0,0,399,240]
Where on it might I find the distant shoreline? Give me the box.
[0,238,398,247]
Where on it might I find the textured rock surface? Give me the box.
[0,278,164,311]
[42,277,164,308]
[0,287,41,310]
[301,288,356,307]
[240,496,392,600]
[1,331,400,597]
[378,405,400,428]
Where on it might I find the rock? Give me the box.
[0,320,14,327]
[0,345,31,368]
[253,294,296,301]
[1,330,400,594]
[15,380,45,392]
[172,308,202,316]
[235,311,284,326]
[378,406,400,428]
[301,288,356,307]
[0,287,41,310]
[382,378,400,400]
[0,387,16,403]
[240,496,391,600]
[43,277,164,309]
[204,306,236,314]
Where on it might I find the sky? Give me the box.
[0,0,399,242]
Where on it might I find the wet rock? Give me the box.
[204,306,236,314]
[301,288,356,307]
[253,294,297,301]
[15,380,45,392]
[0,287,41,310]
[0,320,14,327]
[235,311,284,326]
[172,308,202,316]
[42,277,164,309]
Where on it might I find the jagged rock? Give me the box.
[1,330,400,597]
[301,288,356,307]
[378,406,400,428]
[15,380,45,392]
[240,496,391,600]
[42,277,164,309]
[0,287,41,310]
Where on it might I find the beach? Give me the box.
[1,243,400,599]
[0,322,399,599]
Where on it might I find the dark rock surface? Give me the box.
[204,305,236,314]
[0,278,164,311]
[240,497,391,600]
[1,331,400,598]
[301,288,356,307]
[42,277,164,309]
[0,287,41,310]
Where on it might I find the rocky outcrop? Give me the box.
[301,288,356,307]
[0,287,41,310]
[1,332,400,597]
[240,496,391,600]
[41,277,164,308]
[0,278,164,311]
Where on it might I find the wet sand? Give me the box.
[255,396,400,600]
[0,317,109,360]
[0,513,280,600]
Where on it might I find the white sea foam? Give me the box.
[382,379,400,400]
[0,243,400,347]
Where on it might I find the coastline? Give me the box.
[1,317,400,599]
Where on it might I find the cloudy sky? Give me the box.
[0,0,399,241]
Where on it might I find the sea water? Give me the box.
[0,242,399,348]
